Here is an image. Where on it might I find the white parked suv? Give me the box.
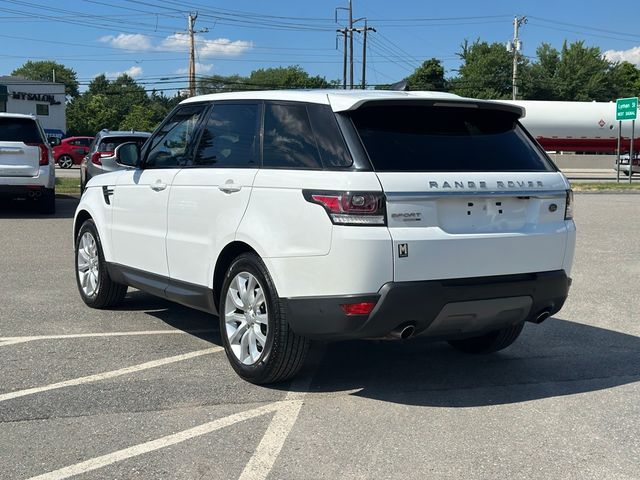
[73,90,576,384]
[0,113,56,213]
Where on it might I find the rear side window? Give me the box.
[98,136,148,152]
[307,104,352,168]
[193,103,259,168]
[0,118,41,143]
[350,105,553,172]
[263,103,322,169]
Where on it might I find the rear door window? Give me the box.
[0,118,41,143]
[349,105,553,172]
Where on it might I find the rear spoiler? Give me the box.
[329,96,526,119]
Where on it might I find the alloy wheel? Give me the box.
[77,232,100,297]
[224,272,269,365]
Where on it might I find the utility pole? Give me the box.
[354,20,376,89]
[335,3,353,89]
[508,16,527,100]
[336,28,348,89]
[184,12,209,97]
[348,0,353,89]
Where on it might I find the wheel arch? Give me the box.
[212,241,259,311]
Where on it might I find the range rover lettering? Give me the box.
[73,90,576,384]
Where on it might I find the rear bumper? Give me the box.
[0,165,54,190]
[0,184,52,197]
[284,270,570,340]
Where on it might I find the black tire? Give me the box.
[75,219,127,309]
[39,188,56,214]
[219,253,309,385]
[623,170,630,176]
[58,155,73,169]
[447,322,524,354]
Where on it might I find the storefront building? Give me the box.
[0,76,66,138]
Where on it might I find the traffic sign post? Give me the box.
[616,97,638,184]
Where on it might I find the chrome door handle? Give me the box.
[219,181,241,193]
[150,181,167,192]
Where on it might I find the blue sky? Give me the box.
[1,0,639,93]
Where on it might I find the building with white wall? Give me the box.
[0,76,66,138]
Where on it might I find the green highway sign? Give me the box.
[616,97,638,121]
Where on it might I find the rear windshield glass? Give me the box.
[98,136,148,152]
[349,105,553,172]
[0,117,41,143]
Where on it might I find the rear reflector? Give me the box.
[303,190,386,226]
[340,301,377,316]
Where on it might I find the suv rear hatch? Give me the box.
[0,117,43,177]
[347,100,572,281]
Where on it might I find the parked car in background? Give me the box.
[0,113,57,213]
[80,130,151,191]
[53,136,93,169]
[614,153,640,176]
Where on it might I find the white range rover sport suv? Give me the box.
[74,90,576,384]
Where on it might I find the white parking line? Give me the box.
[0,346,223,403]
[0,329,216,347]
[238,377,312,480]
[27,402,283,480]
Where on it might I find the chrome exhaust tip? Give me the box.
[534,310,551,324]
[389,324,416,340]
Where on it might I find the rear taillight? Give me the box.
[26,143,49,166]
[91,151,113,165]
[565,189,574,220]
[303,190,386,226]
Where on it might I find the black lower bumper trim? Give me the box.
[284,270,570,340]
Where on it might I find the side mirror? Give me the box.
[115,142,140,168]
[48,137,61,147]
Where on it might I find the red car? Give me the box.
[53,136,94,169]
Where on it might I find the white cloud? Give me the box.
[175,63,214,74]
[103,66,143,79]
[160,34,252,57]
[100,33,153,51]
[604,46,640,66]
[99,32,252,58]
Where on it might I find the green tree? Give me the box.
[449,40,519,99]
[67,75,184,135]
[198,65,337,94]
[522,41,623,101]
[610,61,640,98]
[66,94,118,136]
[248,65,334,89]
[11,60,79,98]
[521,43,560,100]
[405,58,447,91]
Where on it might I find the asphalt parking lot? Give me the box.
[1,194,639,480]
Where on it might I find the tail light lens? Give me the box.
[26,143,49,166]
[303,190,386,226]
[565,189,574,220]
[91,151,113,166]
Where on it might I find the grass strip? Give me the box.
[55,177,81,195]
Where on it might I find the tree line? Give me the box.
[9,39,640,136]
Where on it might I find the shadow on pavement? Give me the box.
[117,290,222,345]
[0,197,78,219]
[290,318,640,407]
